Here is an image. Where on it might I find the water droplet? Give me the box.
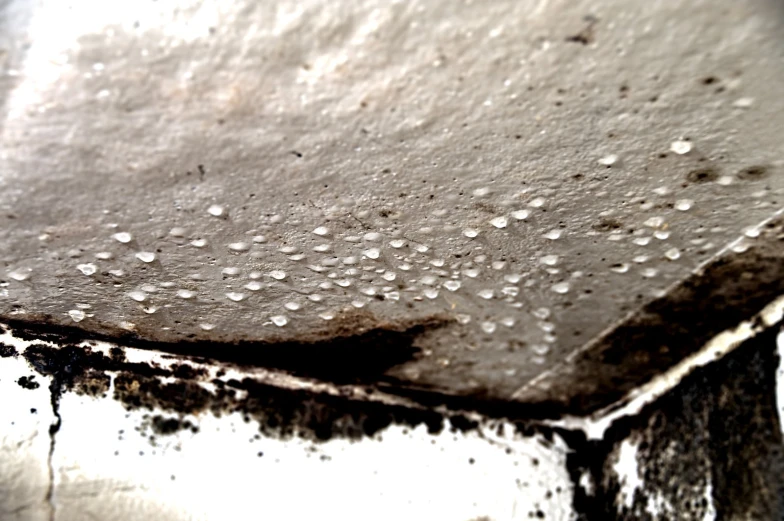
[633,255,649,263]
[610,263,630,273]
[633,237,650,246]
[313,226,330,236]
[68,309,85,322]
[717,175,734,186]
[511,209,530,220]
[77,263,97,276]
[473,187,491,197]
[641,268,658,278]
[208,205,225,217]
[652,186,671,196]
[364,232,382,242]
[271,315,288,327]
[109,269,125,277]
[654,230,670,240]
[269,270,287,280]
[501,286,519,297]
[543,229,562,240]
[226,292,246,302]
[477,289,494,299]
[135,252,156,263]
[200,323,216,331]
[540,255,559,266]
[532,344,550,355]
[363,248,381,259]
[384,291,400,301]
[112,232,132,243]
[481,321,497,334]
[528,197,546,208]
[664,248,681,260]
[644,217,665,228]
[288,254,306,261]
[674,199,693,211]
[284,302,301,311]
[463,228,479,238]
[732,97,754,108]
[455,314,472,325]
[228,242,250,252]
[128,290,147,302]
[335,279,351,287]
[389,239,406,249]
[598,154,618,166]
[419,275,437,286]
[670,140,692,155]
[342,256,359,265]
[551,282,570,294]
[176,289,196,299]
[464,268,480,278]
[444,280,461,291]
[190,239,208,248]
[142,306,158,314]
[170,227,188,237]
[318,311,335,321]
[423,288,439,299]
[245,281,263,291]
[490,216,508,229]
[743,227,760,238]
[500,317,515,327]
[351,299,368,308]
[504,274,522,283]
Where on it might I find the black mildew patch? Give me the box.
[0,343,17,358]
[565,323,784,520]
[7,313,449,386]
[17,342,450,441]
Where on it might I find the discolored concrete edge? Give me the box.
[3,214,783,421]
[564,323,784,520]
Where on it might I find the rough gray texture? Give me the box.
[1,0,783,405]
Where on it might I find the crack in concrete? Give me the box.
[44,373,61,521]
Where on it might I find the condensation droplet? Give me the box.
[490,216,508,229]
[363,248,381,259]
[664,248,681,260]
[500,317,515,327]
[226,292,246,302]
[319,312,335,321]
[481,321,497,334]
[610,263,630,273]
[208,205,225,217]
[444,280,461,291]
[633,255,649,263]
[68,309,85,322]
[463,228,479,238]
[95,252,114,260]
[670,140,692,155]
[641,268,658,278]
[633,237,651,246]
[511,209,530,220]
[389,239,406,249]
[271,315,288,327]
[423,288,439,299]
[528,197,546,208]
[504,274,522,283]
[170,227,187,237]
[244,281,263,291]
[176,289,196,299]
[284,302,301,311]
[455,314,472,325]
[135,252,156,263]
[477,289,494,299]
[77,263,97,276]
[364,232,382,242]
[200,323,216,331]
[112,232,132,243]
[654,230,670,240]
[464,268,480,278]
[743,227,760,238]
[228,242,250,252]
[543,229,562,240]
[539,255,559,266]
[551,282,570,294]
[732,97,754,109]
[191,239,208,248]
[644,217,665,228]
[128,290,147,302]
[674,199,693,211]
[598,154,618,166]
[313,226,330,236]
[269,270,287,280]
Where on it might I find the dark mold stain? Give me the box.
[565,324,784,520]
[737,165,770,181]
[149,415,199,436]
[0,343,17,357]
[17,374,40,389]
[566,15,598,45]
[686,167,719,184]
